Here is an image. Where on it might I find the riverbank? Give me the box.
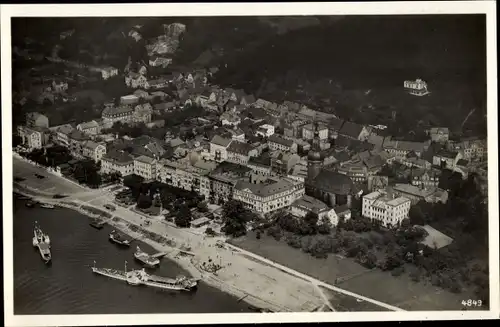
[13,186,298,312]
[13,155,403,312]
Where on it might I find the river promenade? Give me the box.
[12,154,404,312]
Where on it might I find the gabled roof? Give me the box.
[68,130,89,141]
[102,105,134,117]
[51,123,74,135]
[366,133,385,147]
[169,137,185,148]
[292,195,330,214]
[309,169,356,195]
[241,94,256,104]
[103,149,134,164]
[268,134,294,147]
[339,121,364,138]
[83,140,104,150]
[227,141,255,156]
[210,135,232,147]
[235,178,295,197]
[435,149,459,159]
[154,102,176,110]
[283,101,301,112]
[383,138,427,153]
[135,155,156,165]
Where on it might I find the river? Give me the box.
[13,196,250,314]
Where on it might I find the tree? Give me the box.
[357,250,377,269]
[400,218,411,229]
[317,216,332,235]
[197,201,209,212]
[123,174,145,199]
[221,200,251,237]
[266,225,283,241]
[13,134,22,148]
[72,160,101,188]
[383,251,404,271]
[205,227,216,237]
[299,211,319,235]
[174,205,192,228]
[276,213,300,233]
[286,234,302,248]
[409,205,425,225]
[137,193,153,209]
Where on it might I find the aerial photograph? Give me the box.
[9,13,490,316]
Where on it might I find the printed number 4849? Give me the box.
[462,300,482,307]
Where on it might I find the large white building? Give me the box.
[404,78,429,96]
[102,104,134,125]
[209,135,233,162]
[101,150,134,176]
[157,158,217,200]
[362,190,411,228]
[255,124,275,138]
[233,176,305,215]
[82,141,107,163]
[17,126,44,150]
[134,155,157,180]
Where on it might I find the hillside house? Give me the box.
[255,124,275,138]
[149,56,172,68]
[145,79,167,90]
[125,72,147,88]
[76,120,100,135]
[102,105,134,125]
[133,103,153,124]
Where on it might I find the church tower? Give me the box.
[307,122,324,181]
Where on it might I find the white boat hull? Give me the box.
[91,267,197,291]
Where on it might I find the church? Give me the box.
[305,122,358,208]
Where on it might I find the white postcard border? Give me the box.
[2,2,498,325]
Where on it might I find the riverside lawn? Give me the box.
[229,230,479,311]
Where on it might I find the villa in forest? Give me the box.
[404,78,430,96]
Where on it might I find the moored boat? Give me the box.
[89,218,105,229]
[134,246,160,267]
[40,203,55,209]
[33,221,51,264]
[26,201,35,208]
[109,230,131,246]
[91,261,198,291]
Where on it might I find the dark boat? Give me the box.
[109,230,131,246]
[25,201,35,208]
[89,219,105,230]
